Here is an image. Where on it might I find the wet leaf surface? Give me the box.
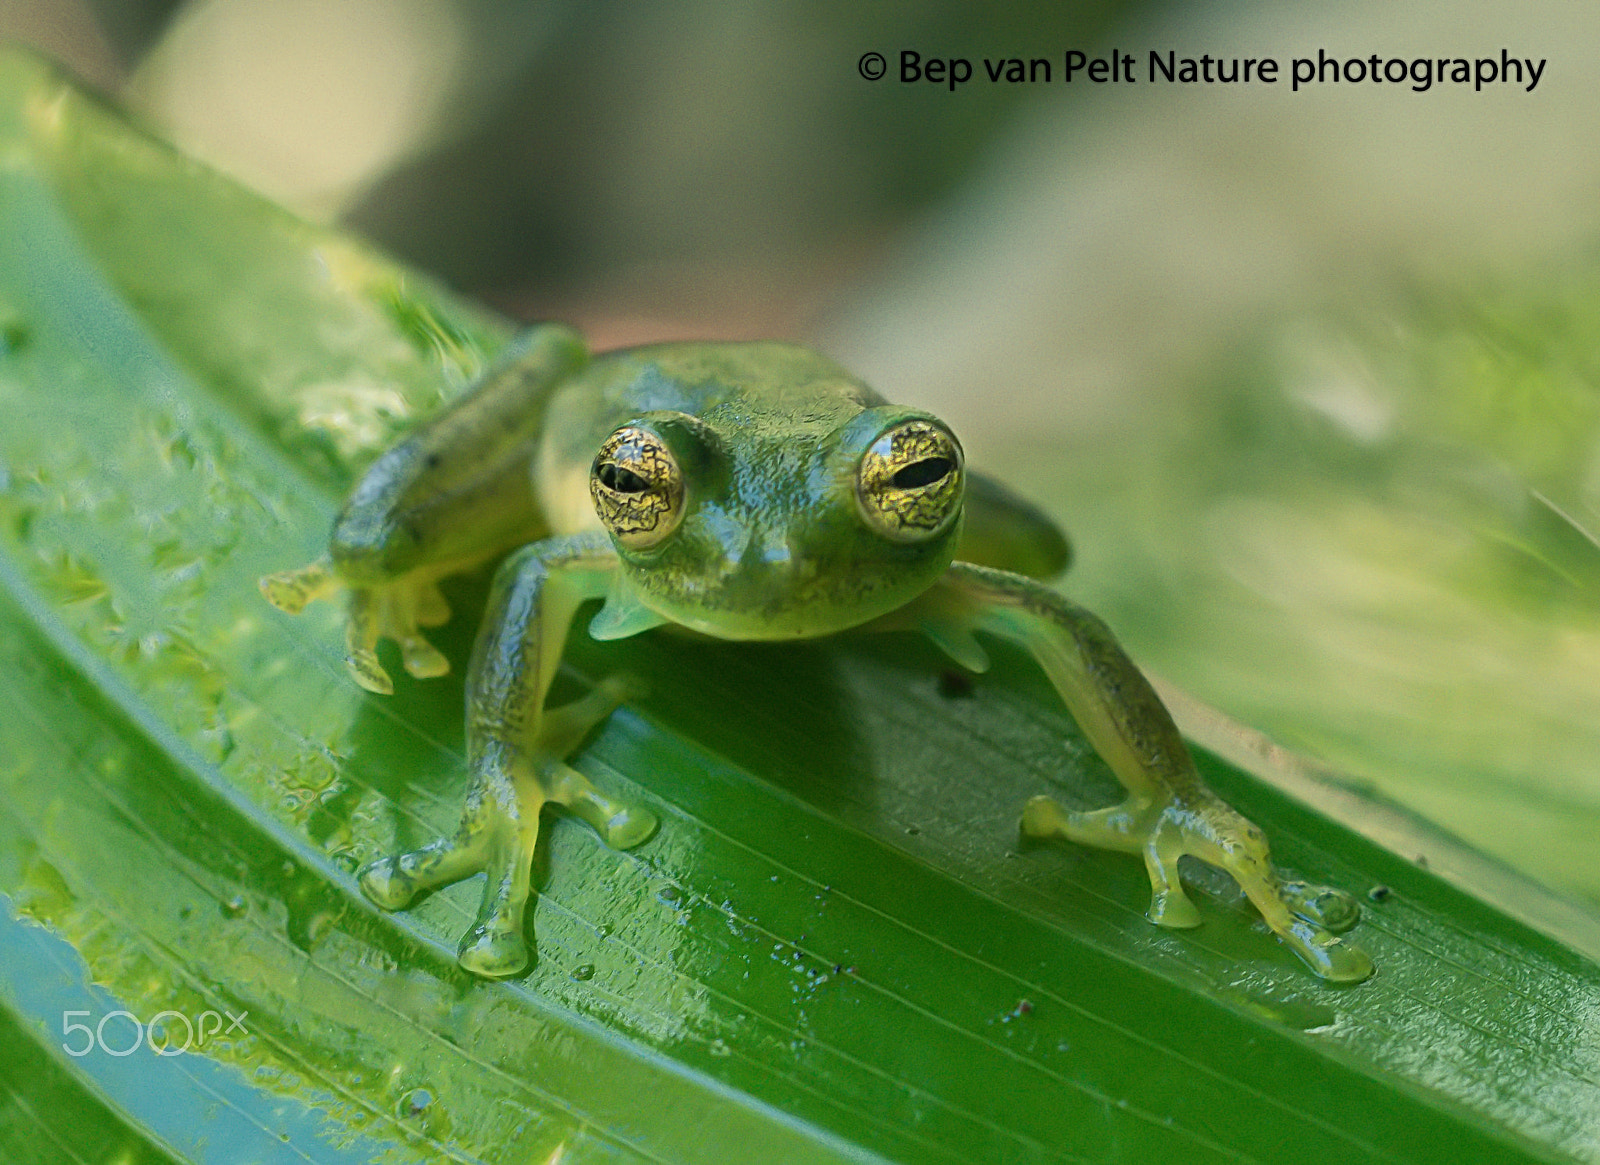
[0,49,1596,1164]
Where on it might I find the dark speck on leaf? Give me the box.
[937,670,974,698]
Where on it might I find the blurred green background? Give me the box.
[8,0,1599,912]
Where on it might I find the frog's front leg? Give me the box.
[260,324,588,693]
[357,531,658,978]
[906,562,1373,983]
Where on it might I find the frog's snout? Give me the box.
[723,529,805,605]
[739,523,796,568]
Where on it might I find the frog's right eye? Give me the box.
[856,419,964,543]
[590,426,686,549]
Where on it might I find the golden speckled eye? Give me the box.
[591,426,685,549]
[856,420,964,542]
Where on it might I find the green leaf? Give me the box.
[1,47,1598,1163]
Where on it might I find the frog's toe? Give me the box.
[345,643,395,694]
[358,834,486,911]
[1141,830,1204,928]
[1019,794,1145,849]
[454,830,541,977]
[598,803,659,849]
[545,760,659,850]
[1281,880,1361,934]
[1147,885,1203,929]
[345,589,396,693]
[1019,794,1067,840]
[1280,919,1375,984]
[458,922,531,979]
[357,856,420,911]
[390,583,452,678]
[399,633,451,680]
[259,555,337,615]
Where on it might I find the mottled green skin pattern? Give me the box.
[260,324,1373,983]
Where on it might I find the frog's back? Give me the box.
[584,341,881,425]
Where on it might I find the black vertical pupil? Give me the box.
[599,462,650,493]
[893,457,953,489]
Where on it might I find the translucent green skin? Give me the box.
[261,324,1372,983]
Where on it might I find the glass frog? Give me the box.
[261,325,1372,983]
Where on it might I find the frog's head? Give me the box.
[586,400,964,640]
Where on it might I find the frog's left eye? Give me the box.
[591,426,686,549]
[856,420,964,543]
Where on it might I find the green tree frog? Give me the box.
[261,326,1372,983]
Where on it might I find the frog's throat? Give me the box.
[588,585,670,640]
[588,574,927,643]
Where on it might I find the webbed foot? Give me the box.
[259,556,453,693]
[1021,793,1373,983]
[344,579,452,693]
[357,679,658,977]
